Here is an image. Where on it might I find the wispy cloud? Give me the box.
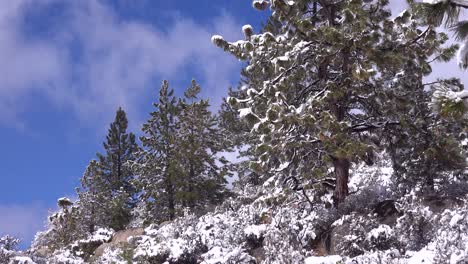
[0,0,243,130]
[0,202,49,247]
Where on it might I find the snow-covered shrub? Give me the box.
[48,249,84,264]
[70,227,114,260]
[9,256,36,264]
[0,235,19,263]
[366,224,396,251]
[432,203,468,263]
[394,198,436,251]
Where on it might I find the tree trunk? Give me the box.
[333,157,350,206]
[167,181,175,220]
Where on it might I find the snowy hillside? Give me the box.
[2,154,467,263]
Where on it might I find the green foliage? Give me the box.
[77,107,138,231]
[132,80,231,222]
[214,0,467,202]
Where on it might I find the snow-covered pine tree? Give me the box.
[420,0,468,68]
[177,80,230,211]
[32,197,82,252]
[0,235,19,263]
[97,107,138,204]
[213,0,465,205]
[218,17,284,187]
[77,108,138,231]
[219,87,265,186]
[132,80,181,222]
[386,1,467,192]
[77,160,125,232]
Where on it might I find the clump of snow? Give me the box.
[238,107,253,118]
[99,247,127,264]
[57,197,73,208]
[305,255,342,264]
[10,256,36,264]
[407,246,436,264]
[72,227,113,246]
[457,42,468,69]
[211,35,227,48]
[244,224,267,239]
[252,0,269,11]
[367,224,393,240]
[423,0,447,4]
[50,249,84,264]
[449,213,464,227]
[242,24,254,39]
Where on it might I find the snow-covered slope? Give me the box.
[6,154,468,263]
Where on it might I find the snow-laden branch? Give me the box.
[350,121,400,133]
[451,0,468,8]
[423,0,468,7]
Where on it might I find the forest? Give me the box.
[2,0,468,263]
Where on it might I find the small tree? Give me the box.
[133,80,181,222]
[77,107,138,231]
[0,235,19,263]
[177,80,230,210]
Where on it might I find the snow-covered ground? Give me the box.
[0,153,460,263]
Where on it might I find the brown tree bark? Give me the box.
[333,157,350,206]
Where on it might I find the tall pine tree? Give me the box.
[213,0,466,205]
[133,80,181,222]
[77,107,138,230]
[97,107,138,201]
[177,80,230,211]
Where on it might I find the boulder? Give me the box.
[94,243,112,257]
[421,195,463,213]
[111,227,145,245]
[94,227,145,257]
[34,246,52,257]
[329,224,350,255]
[373,200,401,226]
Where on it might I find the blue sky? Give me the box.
[0,0,466,249]
[0,0,269,247]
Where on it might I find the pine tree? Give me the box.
[177,80,230,210]
[97,107,138,202]
[133,80,181,222]
[133,80,232,222]
[33,198,83,252]
[0,235,19,263]
[418,0,468,68]
[77,108,138,231]
[214,0,466,205]
[218,16,283,187]
[77,161,105,233]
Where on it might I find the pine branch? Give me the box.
[451,0,468,8]
[350,121,400,133]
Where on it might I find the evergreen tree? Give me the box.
[97,107,138,203]
[218,16,283,187]
[177,80,230,210]
[77,161,106,233]
[133,80,181,222]
[213,0,466,205]
[0,235,19,263]
[133,80,232,222]
[33,198,83,252]
[77,108,138,231]
[418,0,468,68]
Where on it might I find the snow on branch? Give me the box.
[458,42,468,69]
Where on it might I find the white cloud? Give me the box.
[0,1,65,130]
[0,0,243,130]
[0,202,49,247]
